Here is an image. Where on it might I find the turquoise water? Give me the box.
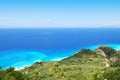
[0,28,120,69]
[0,49,77,69]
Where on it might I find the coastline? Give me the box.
[1,44,120,70]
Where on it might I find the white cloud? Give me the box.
[103,21,120,27]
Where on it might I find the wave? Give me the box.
[50,56,68,61]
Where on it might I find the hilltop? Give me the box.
[1,46,120,80]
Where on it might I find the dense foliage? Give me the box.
[0,67,25,80]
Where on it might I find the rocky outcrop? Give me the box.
[95,46,118,67]
[95,46,116,57]
[95,48,107,57]
[110,56,118,63]
[105,58,111,67]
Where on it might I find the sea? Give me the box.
[0,28,120,69]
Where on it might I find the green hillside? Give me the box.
[1,46,120,80]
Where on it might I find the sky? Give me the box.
[0,0,120,28]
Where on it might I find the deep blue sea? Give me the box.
[0,28,120,69]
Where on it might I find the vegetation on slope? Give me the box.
[1,46,120,80]
[0,67,24,80]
